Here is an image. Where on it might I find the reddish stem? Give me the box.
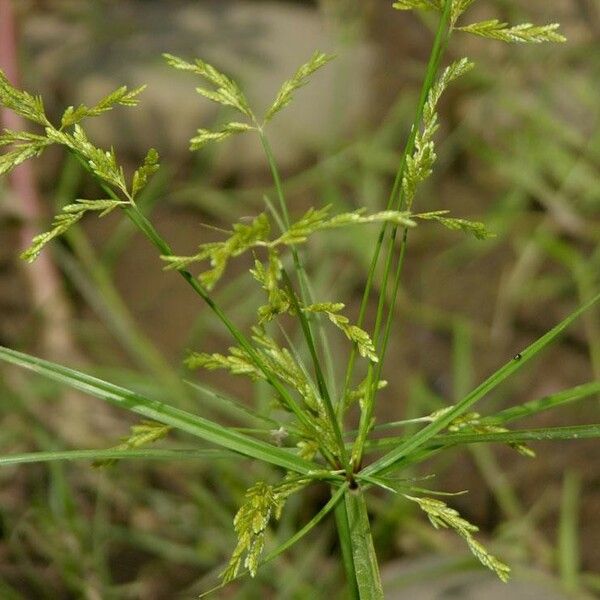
[0,0,76,358]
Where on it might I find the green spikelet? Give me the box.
[94,420,171,467]
[20,199,127,263]
[163,53,253,117]
[264,51,335,122]
[405,495,511,581]
[414,210,494,240]
[402,58,474,210]
[221,477,308,582]
[458,20,566,43]
[304,303,379,363]
[60,85,145,128]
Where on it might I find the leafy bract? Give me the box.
[0,345,320,476]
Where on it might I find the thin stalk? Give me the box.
[258,129,338,401]
[341,0,453,416]
[559,471,581,593]
[350,1,453,466]
[259,128,343,464]
[352,240,409,468]
[282,269,349,468]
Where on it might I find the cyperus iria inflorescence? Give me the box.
[0,1,585,596]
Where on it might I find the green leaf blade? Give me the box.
[363,291,600,476]
[0,346,320,476]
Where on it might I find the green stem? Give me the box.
[344,488,384,599]
[341,0,453,414]
[282,269,349,468]
[258,129,338,400]
[258,128,343,461]
[349,1,453,466]
[334,493,360,600]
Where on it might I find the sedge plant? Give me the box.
[1,2,599,597]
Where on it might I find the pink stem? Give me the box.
[0,0,77,358]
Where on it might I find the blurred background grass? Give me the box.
[0,1,598,598]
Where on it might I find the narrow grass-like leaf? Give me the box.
[0,346,321,475]
[364,424,600,452]
[184,379,280,428]
[363,291,600,476]
[433,424,600,446]
[485,382,600,425]
[0,448,234,466]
